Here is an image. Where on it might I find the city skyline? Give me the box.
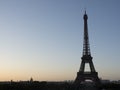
[0,0,120,81]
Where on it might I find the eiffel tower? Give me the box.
[74,11,100,85]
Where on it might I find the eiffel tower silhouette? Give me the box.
[74,11,100,85]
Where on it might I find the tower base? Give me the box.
[74,71,100,86]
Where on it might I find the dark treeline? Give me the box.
[0,81,71,90]
[0,81,120,90]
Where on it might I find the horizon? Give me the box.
[0,0,120,81]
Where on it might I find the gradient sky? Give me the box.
[0,0,120,81]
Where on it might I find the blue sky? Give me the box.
[0,0,120,81]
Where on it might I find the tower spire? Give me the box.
[83,11,91,56]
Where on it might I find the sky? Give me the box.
[0,0,120,81]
